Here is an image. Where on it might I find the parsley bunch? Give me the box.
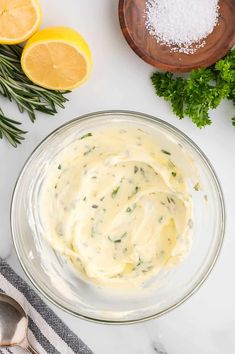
[151,49,235,128]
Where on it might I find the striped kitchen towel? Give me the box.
[0,258,93,354]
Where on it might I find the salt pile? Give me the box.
[146,0,220,54]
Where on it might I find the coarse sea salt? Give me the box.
[145,0,220,54]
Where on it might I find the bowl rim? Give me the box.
[11,110,226,324]
[118,0,235,73]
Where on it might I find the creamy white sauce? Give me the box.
[39,126,193,287]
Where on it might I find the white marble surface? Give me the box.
[0,1,235,353]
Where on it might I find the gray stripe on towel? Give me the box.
[0,287,60,354]
[28,317,61,354]
[0,259,93,354]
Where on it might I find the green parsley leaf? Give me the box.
[80,133,92,139]
[161,149,171,155]
[111,186,120,198]
[151,49,235,128]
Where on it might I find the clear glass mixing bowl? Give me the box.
[11,111,225,324]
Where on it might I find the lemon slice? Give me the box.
[21,26,92,90]
[0,0,42,44]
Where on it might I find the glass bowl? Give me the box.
[11,111,225,324]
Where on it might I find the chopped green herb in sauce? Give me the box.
[108,232,127,243]
[111,186,120,198]
[161,149,171,155]
[140,167,145,177]
[194,182,200,191]
[172,172,177,177]
[58,164,62,170]
[126,203,137,213]
[128,186,140,199]
[134,166,139,174]
[84,146,96,156]
[80,132,92,139]
[142,265,153,273]
[109,238,121,243]
[134,257,143,270]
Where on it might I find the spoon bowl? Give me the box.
[0,293,38,353]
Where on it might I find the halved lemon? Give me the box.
[21,26,92,90]
[0,0,42,44]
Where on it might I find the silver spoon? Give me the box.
[0,293,39,353]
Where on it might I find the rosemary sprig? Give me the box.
[0,108,26,148]
[0,44,69,147]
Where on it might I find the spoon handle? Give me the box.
[26,344,40,354]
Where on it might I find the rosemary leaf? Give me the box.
[0,108,26,147]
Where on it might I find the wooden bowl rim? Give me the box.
[119,0,235,72]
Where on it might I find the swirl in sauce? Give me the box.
[39,127,192,287]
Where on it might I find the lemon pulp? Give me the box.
[21,26,92,90]
[0,0,42,44]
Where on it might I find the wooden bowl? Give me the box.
[119,0,235,72]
